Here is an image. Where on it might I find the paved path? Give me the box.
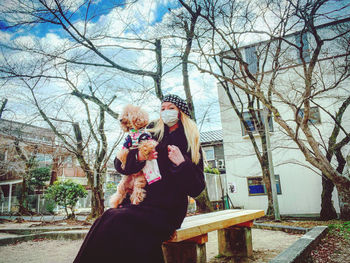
[0,228,302,263]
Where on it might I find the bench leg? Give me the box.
[218,226,252,258]
[162,234,208,263]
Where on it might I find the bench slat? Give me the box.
[180,210,261,229]
[184,209,242,223]
[169,209,264,242]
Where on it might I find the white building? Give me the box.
[218,18,350,216]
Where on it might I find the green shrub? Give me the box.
[29,167,51,188]
[45,180,87,219]
[45,199,56,214]
[105,182,117,196]
[204,166,220,175]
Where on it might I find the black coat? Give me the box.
[73,122,205,263]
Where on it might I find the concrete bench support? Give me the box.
[218,225,253,257]
[162,234,207,263]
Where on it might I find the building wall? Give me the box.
[218,83,344,215]
[217,19,350,216]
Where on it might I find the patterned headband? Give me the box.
[162,94,192,118]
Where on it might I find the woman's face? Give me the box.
[160,102,180,126]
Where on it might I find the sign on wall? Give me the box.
[228,182,237,193]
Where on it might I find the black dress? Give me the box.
[73,122,205,263]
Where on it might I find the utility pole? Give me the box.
[262,107,280,221]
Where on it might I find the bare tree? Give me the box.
[0,0,164,99]
[182,0,350,219]
[162,1,216,213]
[178,0,279,216]
[14,74,123,218]
[0,0,164,217]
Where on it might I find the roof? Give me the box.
[0,118,55,144]
[0,118,53,133]
[234,17,350,50]
[200,130,223,144]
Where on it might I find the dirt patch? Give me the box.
[0,239,84,263]
[310,227,350,263]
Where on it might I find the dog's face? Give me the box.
[119,104,149,132]
[132,110,149,130]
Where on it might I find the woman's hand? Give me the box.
[138,150,158,161]
[168,145,185,166]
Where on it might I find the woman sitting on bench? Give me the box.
[73,94,205,263]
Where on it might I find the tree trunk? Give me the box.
[154,39,163,100]
[0,98,8,118]
[334,177,350,220]
[18,178,29,214]
[49,156,59,185]
[320,176,337,220]
[69,206,75,219]
[195,187,214,213]
[0,186,4,201]
[64,205,70,219]
[262,165,274,217]
[90,184,105,218]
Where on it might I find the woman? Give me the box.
[73,94,205,263]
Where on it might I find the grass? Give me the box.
[328,221,350,239]
[214,254,225,259]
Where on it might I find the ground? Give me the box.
[207,229,301,263]
[310,224,350,263]
[259,219,350,263]
[0,218,301,263]
[0,218,349,263]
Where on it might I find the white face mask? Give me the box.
[161,109,179,127]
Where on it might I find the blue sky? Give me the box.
[1,0,181,36]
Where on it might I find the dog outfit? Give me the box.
[122,128,161,184]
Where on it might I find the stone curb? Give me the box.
[269,226,328,263]
[0,226,90,235]
[0,230,88,246]
[253,223,311,234]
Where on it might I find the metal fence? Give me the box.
[0,191,93,215]
[0,195,54,214]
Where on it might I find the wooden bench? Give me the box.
[162,209,265,263]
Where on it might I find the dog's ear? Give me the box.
[119,104,136,132]
[119,118,130,132]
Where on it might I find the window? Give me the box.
[241,110,273,136]
[295,33,310,63]
[203,147,215,161]
[245,46,257,74]
[297,106,321,124]
[247,175,282,196]
[36,153,53,167]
